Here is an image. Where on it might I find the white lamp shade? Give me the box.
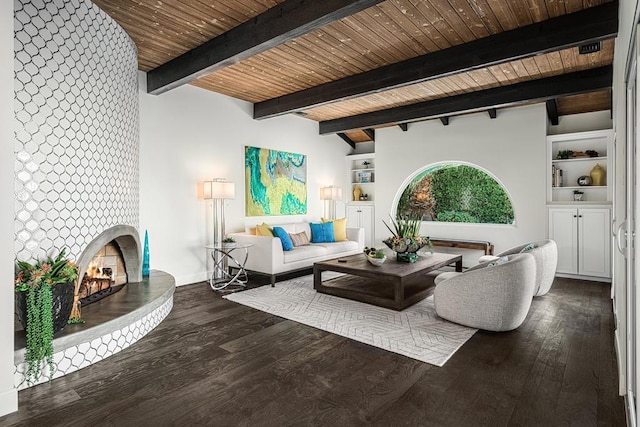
[320,186,342,200]
[203,180,235,199]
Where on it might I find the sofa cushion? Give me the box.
[310,222,335,243]
[273,226,294,251]
[322,217,348,241]
[283,245,327,263]
[312,240,358,255]
[289,231,309,247]
[256,223,273,237]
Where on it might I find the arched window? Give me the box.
[397,162,515,225]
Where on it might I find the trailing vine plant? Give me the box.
[15,248,77,384]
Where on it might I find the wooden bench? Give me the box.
[429,238,494,255]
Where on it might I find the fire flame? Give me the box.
[85,261,111,279]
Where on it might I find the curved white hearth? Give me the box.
[14,271,175,390]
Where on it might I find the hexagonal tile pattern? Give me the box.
[14,297,173,390]
[14,0,139,263]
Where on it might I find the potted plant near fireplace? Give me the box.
[14,248,78,384]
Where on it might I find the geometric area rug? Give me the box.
[223,274,477,367]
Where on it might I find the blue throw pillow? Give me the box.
[310,222,335,243]
[272,226,294,251]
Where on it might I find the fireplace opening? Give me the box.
[72,225,143,319]
[78,242,127,306]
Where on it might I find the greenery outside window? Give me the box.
[397,162,515,225]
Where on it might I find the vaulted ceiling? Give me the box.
[92,0,617,145]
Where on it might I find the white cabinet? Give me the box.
[346,204,374,248]
[548,207,611,278]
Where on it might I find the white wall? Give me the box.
[376,104,547,266]
[0,0,18,417]
[547,110,613,135]
[139,72,350,285]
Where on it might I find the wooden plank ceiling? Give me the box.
[93,0,616,142]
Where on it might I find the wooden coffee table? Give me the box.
[313,252,462,310]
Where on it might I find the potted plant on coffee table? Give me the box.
[382,214,432,263]
[15,248,78,384]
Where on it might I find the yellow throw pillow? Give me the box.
[256,223,273,237]
[321,217,347,241]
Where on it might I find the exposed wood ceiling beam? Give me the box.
[319,66,613,135]
[254,1,618,119]
[337,133,356,148]
[362,128,375,141]
[146,0,384,95]
[546,99,559,125]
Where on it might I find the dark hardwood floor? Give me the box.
[1,274,626,426]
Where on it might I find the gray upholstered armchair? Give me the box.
[478,239,558,296]
[434,253,536,332]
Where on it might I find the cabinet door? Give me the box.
[345,206,360,229]
[549,208,578,274]
[578,208,611,278]
[359,205,375,248]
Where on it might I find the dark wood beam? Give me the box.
[363,128,375,141]
[440,117,450,126]
[254,1,618,119]
[147,0,384,95]
[398,123,408,132]
[488,108,497,119]
[319,66,613,134]
[546,99,559,125]
[337,133,356,148]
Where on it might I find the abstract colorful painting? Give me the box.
[245,146,307,216]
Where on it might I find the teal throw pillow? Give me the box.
[487,256,509,267]
[310,222,335,243]
[272,226,294,251]
[520,243,536,253]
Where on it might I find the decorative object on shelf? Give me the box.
[552,166,563,187]
[320,185,342,220]
[358,171,372,183]
[142,230,150,277]
[590,163,605,186]
[586,150,599,157]
[557,149,573,159]
[359,193,368,201]
[15,248,78,385]
[363,247,386,266]
[573,190,584,201]
[382,215,432,263]
[353,185,362,202]
[362,160,371,169]
[577,175,592,186]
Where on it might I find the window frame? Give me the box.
[391,161,517,227]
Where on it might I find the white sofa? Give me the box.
[229,222,364,286]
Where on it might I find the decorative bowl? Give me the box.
[366,254,387,266]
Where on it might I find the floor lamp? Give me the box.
[320,185,342,220]
[204,179,235,279]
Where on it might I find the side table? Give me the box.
[205,243,253,291]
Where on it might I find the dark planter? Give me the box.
[16,281,75,334]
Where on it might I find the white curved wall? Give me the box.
[14,0,139,263]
